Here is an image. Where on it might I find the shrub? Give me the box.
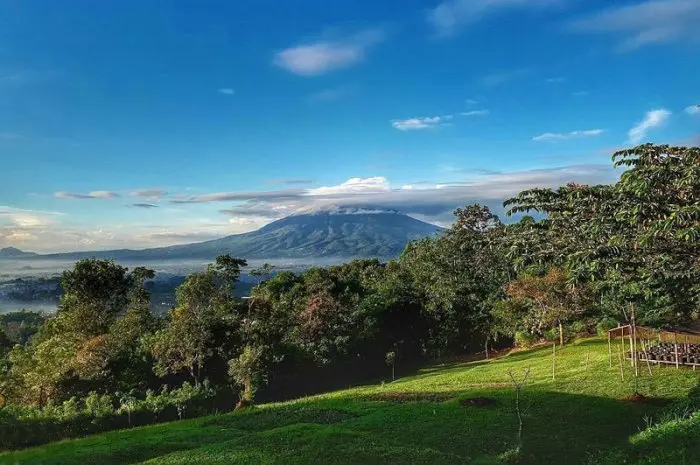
[0,381,224,451]
[514,331,534,348]
[596,317,619,337]
[543,328,558,343]
[570,320,588,336]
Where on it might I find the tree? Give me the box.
[56,259,133,337]
[228,344,265,406]
[504,144,699,327]
[385,351,396,381]
[152,256,246,385]
[400,204,508,355]
[505,268,588,346]
[0,327,11,354]
[250,263,275,285]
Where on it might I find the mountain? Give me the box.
[33,208,443,261]
[0,247,38,259]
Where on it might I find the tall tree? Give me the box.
[504,144,699,326]
[152,255,245,385]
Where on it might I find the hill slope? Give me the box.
[0,247,38,259]
[35,208,443,261]
[3,339,697,464]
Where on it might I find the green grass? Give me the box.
[2,338,698,464]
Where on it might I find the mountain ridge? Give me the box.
[9,209,443,261]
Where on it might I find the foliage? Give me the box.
[0,382,221,451]
[228,345,265,403]
[596,317,619,337]
[513,331,535,348]
[504,144,699,327]
[504,267,589,345]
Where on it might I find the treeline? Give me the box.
[0,144,697,449]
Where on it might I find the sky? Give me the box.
[0,0,699,253]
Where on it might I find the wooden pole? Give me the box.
[628,326,634,367]
[675,341,680,369]
[552,343,556,381]
[608,332,613,368]
[617,344,625,381]
[631,305,639,377]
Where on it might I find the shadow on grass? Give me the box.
[1,388,666,465]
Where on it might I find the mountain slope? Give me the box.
[0,247,38,259]
[35,208,443,261]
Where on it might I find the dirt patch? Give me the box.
[366,392,454,403]
[626,393,648,403]
[460,397,497,407]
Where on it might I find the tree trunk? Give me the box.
[244,377,253,402]
[485,337,489,360]
[558,320,564,347]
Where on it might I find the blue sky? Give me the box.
[1,0,699,252]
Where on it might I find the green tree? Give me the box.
[250,263,275,285]
[55,259,133,338]
[504,144,699,327]
[152,255,246,385]
[228,344,265,406]
[505,268,589,346]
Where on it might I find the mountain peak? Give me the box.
[0,247,38,258]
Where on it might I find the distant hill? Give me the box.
[0,247,38,259]
[26,208,443,261]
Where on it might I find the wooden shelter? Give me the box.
[608,324,700,371]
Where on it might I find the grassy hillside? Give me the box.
[2,338,698,465]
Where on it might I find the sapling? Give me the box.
[385,351,396,382]
[507,367,531,452]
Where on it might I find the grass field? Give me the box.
[2,338,698,464]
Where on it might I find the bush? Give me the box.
[514,331,534,348]
[0,382,228,451]
[570,320,588,336]
[596,317,619,337]
[543,328,558,343]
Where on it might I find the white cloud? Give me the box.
[2,163,621,253]
[685,105,700,115]
[308,177,390,196]
[627,109,671,144]
[273,29,384,76]
[391,116,450,131]
[460,110,489,117]
[218,88,235,95]
[568,0,700,51]
[55,191,119,199]
[533,129,605,142]
[428,0,561,37]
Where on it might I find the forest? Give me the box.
[0,144,698,450]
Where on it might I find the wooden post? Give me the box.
[631,306,639,377]
[552,343,556,381]
[617,344,625,381]
[608,332,613,368]
[674,341,680,369]
[628,326,634,367]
